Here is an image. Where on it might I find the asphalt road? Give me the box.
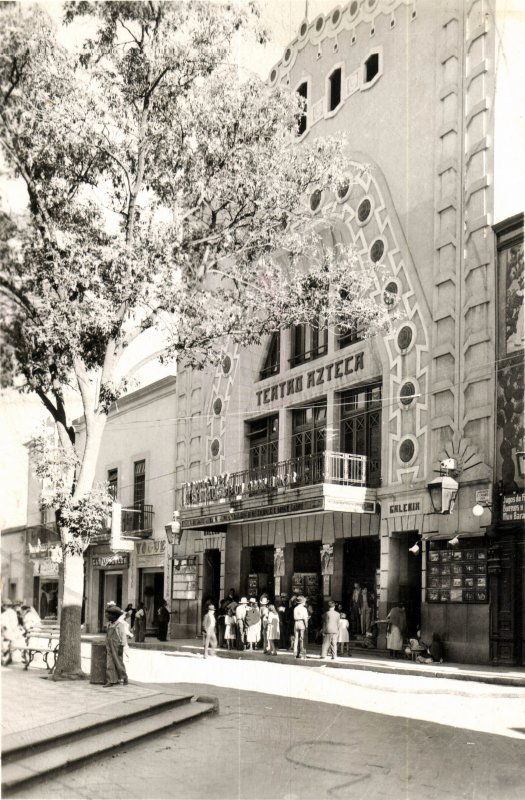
[11,679,525,800]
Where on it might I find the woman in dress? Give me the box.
[266,604,280,655]
[245,598,261,651]
[386,604,407,658]
[337,612,350,656]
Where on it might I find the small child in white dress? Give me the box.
[337,612,350,655]
[224,609,236,650]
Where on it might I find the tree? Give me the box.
[0,1,392,678]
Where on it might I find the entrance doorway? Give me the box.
[342,537,380,626]
[202,549,221,608]
[293,541,322,637]
[140,570,165,633]
[247,546,274,598]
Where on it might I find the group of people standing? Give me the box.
[1,598,42,665]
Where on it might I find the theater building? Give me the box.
[167,0,524,666]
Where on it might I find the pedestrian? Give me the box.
[277,597,288,650]
[321,600,340,660]
[337,612,350,656]
[259,595,269,652]
[224,607,236,650]
[360,586,372,635]
[157,598,170,642]
[1,599,25,665]
[202,603,217,658]
[386,603,407,658]
[350,582,362,636]
[133,601,146,642]
[266,604,280,655]
[416,632,445,664]
[124,603,136,629]
[235,597,248,651]
[245,598,261,651]
[293,595,308,660]
[103,605,128,687]
[286,595,298,650]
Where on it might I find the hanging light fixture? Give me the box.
[427,475,459,514]
[447,535,460,547]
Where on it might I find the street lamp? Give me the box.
[427,475,459,514]
[165,511,183,546]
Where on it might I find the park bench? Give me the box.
[19,626,60,672]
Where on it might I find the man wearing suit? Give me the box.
[320,600,340,660]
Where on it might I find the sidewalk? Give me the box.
[117,636,525,687]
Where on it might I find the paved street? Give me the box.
[3,648,525,800]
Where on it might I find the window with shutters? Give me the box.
[107,468,118,500]
[247,416,279,472]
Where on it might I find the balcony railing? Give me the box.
[181,451,372,508]
[91,502,154,544]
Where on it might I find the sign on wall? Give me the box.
[502,493,525,521]
[135,539,166,567]
[92,554,129,569]
[426,548,487,604]
[172,556,197,600]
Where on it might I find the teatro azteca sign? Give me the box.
[256,351,365,407]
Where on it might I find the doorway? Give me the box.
[202,549,221,608]
[98,571,123,630]
[140,570,165,633]
[342,537,381,622]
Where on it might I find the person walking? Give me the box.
[235,597,248,650]
[266,604,280,655]
[245,598,261,651]
[224,607,236,650]
[133,601,146,642]
[320,600,340,660]
[386,603,407,658]
[103,605,128,687]
[360,586,372,635]
[337,612,350,656]
[202,603,217,658]
[293,595,308,660]
[259,595,269,652]
[157,599,170,642]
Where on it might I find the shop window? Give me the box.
[259,331,280,380]
[290,321,328,367]
[340,384,381,487]
[328,67,342,112]
[297,81,308,136]
[248,415,279,472]
[107,468,118,500]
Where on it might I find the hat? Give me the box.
[297,595,306,604]
[249,597,257,604]
[239,597,248,604]
[2,598,13,606]
[260,597,268,605]
[208,604,215,611]
[106,605,123,618]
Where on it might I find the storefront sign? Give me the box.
[33,559,59,578]
[324,497,376,514]
[502,493,525,521]
[182,498,324,529]
[387,499,422,516]
[135,539,166,567]
[92,554,129,569]
[255,352,365,406]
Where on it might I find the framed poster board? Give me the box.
[426,547,488,604]
[172,556,197,600]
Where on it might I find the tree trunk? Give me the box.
[53,548,86,680]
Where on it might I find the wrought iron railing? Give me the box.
[91,502,154,544]
[181,451,373,508]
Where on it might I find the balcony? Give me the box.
[91,502,154,545]
[181,451,378,515]
[25,524,60,556]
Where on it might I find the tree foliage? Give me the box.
[0,1,392,673]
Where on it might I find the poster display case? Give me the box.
[426,547,488,603]
[172,556,197,600]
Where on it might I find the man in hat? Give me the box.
[235,597,248,651]
[293,596,309,660]
[202,603,217,658]
[103,605,128,687]
[320,600,340,660]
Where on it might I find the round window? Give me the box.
[300,21,308,37]
[400,382,416,406]
[350,1,359,17]
[211,439,220,458]
[315,16,324,32]
[332,9,341,25]
[337,180,350,200]
[383,281,398,306]
[213,397,223,416]
[397,326,413,351]
[310,189,322,212]
[370,239,385,263]
[222,355,232,375]
[357,198,372,223]
[270,69,277,83]
[284,48,292,62]
[399,439,415,463]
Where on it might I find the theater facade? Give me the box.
[168,0,524,666]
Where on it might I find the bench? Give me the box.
[19,627,60,672]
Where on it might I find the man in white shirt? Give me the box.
[293,596,309,660]
[235,597,248,651]
[202,604,217,659]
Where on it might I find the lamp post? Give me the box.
[165,512,183,636]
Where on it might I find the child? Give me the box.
[224,608,236,650]
[337,612,350,656]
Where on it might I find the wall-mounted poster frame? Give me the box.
[426,543,488,604]
[172,556,197,600]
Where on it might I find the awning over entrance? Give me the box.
[237,510,379,547]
